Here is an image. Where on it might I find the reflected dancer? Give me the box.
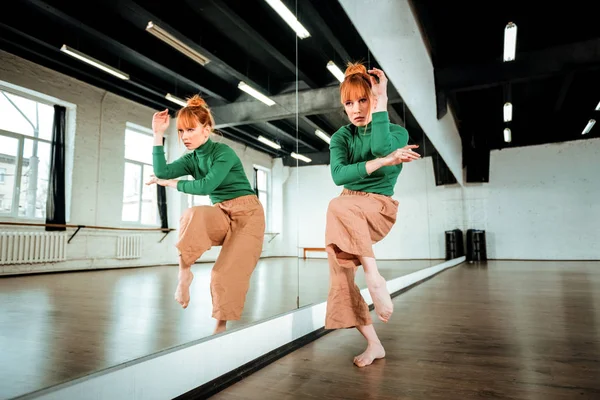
[147,95,265,334]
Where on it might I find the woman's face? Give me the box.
[343,96,375,127]
[179,123,211,150]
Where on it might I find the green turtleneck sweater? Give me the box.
[329,111,409,196]
[152,139,255,204]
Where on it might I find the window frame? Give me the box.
[0,128,52,219]
[121,125,160,226]
[253,164,271,230]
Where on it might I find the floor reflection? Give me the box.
[0,257,434,399]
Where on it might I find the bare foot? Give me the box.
[353,342,386,367]
[367,274,393,322]
[174,269,194,308]
[213,320,227,334]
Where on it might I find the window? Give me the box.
[188,193,212,208]
[0,90,53,219]
[122,124,158,225]
[254,166,270,229]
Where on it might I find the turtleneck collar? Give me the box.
[193,138,215,155]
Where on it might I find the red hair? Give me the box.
[176,94,215,137]
[340,62,372,107]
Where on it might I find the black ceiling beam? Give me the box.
[436,39,600,92]
[218,128,282,157]
[110,0,272,98]
[0,25,176,113]
[554,72,575,113]
[301,0,351,65]
[199,0,318,90]
[24,0,232,102]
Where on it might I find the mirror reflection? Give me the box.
[0,0,302,398]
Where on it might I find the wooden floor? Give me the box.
[212,260,600,400]
[0,257,437,400]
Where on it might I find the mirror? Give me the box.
[291,1,463,314]
[0,0,301,398]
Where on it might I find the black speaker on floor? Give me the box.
[445,229,464,260]
[466,229,487,262]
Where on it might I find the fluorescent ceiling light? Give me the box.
[263,0,310,39]
[238,81,276,106]
[146,21,210,66]
[503,22,517,62]
[60,45,129,80]
[582,119,596,135]
[165,93,187,107]
[315,129,331,144]
[503,102,512,122]
[595,101,600,111]
[291,152,311,163]
[257,136,281,149]
[503,128,512,143]
[327,61,345,83]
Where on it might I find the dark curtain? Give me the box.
[45,105,66,231]
[253,167,259,196]
[157,137,169,229]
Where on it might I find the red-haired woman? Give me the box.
[325,63,421,366]
[148,95,264,335]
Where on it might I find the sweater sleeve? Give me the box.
[152,146,191,179]
[370,111,393,157]
[176,146,235,195]
[329,128,369,186]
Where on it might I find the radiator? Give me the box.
[117,235,142,259]
[0,232,67,265]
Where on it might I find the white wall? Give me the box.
[0,50,283,275]
[463,139,600,260]
[282,137,600,261]
[282,157,464,260]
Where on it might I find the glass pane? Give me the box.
[37,102,55,141]
[0,135,19,214]
[125,129,153,165]
[141,164,157,225]
[193,195,211,206]
[18,139,51,218]
[257,169,267,190]
[0,91,54,141]
[122,162,141,222]
[258,190,268,220]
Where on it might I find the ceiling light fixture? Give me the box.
[60,45,129,80]
[165,93,188,107]
[582,119,596,135]
[263,0,310,39]
[315,129,331,144]
[257,136,281,149]
[291,152,312,163]
[504,128,512,142]
[146,22,210,66]
[238,82,276,106]
[503,102,513,122]
[595,101,600,111]
[326,61,345,83]
[503,22,517,62]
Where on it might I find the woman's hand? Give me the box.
[381,145,421,166]
[145,175,178,188]
[368,68,388,112]
[152,109,170,136]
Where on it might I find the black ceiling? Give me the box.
[411,0,600,181]
[0,0,434,167]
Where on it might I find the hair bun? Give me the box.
[344,62,368,77]
[186,94,208,108]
